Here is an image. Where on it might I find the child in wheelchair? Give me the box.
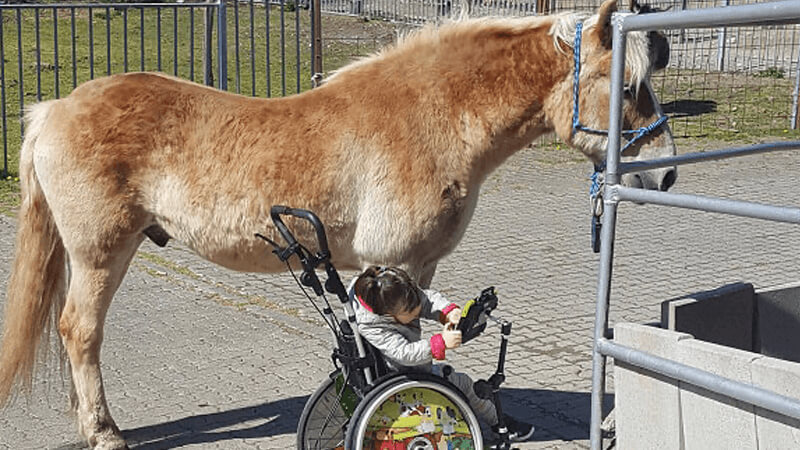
[349,265,535,443]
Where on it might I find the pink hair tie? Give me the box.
[356,295,374,313]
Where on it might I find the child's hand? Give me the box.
[446,308,462,326]
[442,324,462,349]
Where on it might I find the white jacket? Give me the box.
[348,279,457,371]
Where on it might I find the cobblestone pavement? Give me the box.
[0,144,798,449]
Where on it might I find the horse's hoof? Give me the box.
[93,439,129,450]
[90,430,129,450]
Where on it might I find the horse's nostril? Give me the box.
[660,169,677,191]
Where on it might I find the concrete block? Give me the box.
[661,282,754,352]
[614,323,691,450]
[675,339,759,450]
[755,282,800,363]
[750,356,800,450]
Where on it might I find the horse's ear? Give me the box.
[650,31,670,70]
[594,0,618,49]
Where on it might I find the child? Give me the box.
[349,265,535,442]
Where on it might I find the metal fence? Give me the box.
[588,2,800,449]
[0,0,321,176]
[317,0,800,140]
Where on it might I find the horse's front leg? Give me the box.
[417,262,438,289]
[59,242,140,450]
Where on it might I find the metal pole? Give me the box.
[792,35,800,129]
[217,0,228,91]
[598,339,800,421]
[610,185,800,224]
[310,0,322,87]
[204,3,214,86]
[589,13,628,450]
[716,0,730,71]
[618,141,800,174]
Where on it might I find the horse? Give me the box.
[0,0,675,448]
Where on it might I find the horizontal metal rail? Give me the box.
[621,0,800,31]
[609,185,800,224]
[619,141,800,174]
[597,338,800,421]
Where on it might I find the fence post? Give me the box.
[311,0,323,87]
[204,2,214,87]
[217,0,228,91]
[792,39,800,129]
[717,0,730,72]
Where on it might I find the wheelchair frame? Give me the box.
[262,205,517,450]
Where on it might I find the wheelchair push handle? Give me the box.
[269,205,331,256]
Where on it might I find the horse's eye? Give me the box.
[623,84,637,96]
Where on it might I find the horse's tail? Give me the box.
[0,100,67,407]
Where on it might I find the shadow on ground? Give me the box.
[68,388,616,448]
[123,395,308,449]
[501,388,615,443]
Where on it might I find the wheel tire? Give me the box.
[344,372,483,450]
[297,370,357,450]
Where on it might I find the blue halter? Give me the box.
[571,21,669,177]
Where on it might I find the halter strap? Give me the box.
[571,21,668,155]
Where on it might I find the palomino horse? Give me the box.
[0,0,675,448]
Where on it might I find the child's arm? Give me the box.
[418,288,461,325]
[360,324,456,365]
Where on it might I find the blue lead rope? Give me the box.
[571,21,668,154]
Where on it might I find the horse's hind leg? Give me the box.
[59,237,142,450]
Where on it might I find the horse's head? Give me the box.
[550,0,676,191]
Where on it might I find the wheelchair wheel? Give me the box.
[297,370,359,450]
[344,372,483,450]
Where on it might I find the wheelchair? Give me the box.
[261,206,518,450]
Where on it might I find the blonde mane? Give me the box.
[549,12,652,87]
[328,11,654,88]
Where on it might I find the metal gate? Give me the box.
[0,0,322,177]
[589,2,800,448]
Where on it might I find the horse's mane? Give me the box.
[326,10,654,88]
[549,12,652,88]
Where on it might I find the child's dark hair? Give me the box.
[354,266,421,316]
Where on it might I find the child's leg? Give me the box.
[444,370,498,426]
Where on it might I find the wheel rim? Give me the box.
[301,377,352,450]
[353,380,482,450]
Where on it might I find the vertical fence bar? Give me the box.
[265,0,271,97]
[0,9,6,176]
[590,16,628,450]
[234,0,240,93]
[295,0,300,93]
[280,0,286,96]
[89,7,94,79]
[15,8,23,136]
[249,0,255,96]
[105,6,111,75]
[53,8,60,98]
[140,7,145,71]
[123,8,129,72]
[717,0,729,71]
[71,7,76,89]
[204,4,213,86]
[173,6,178,76]
[792,37,800,129]
[35,7,41,101]
[311,0,322,85]
[157,7,162,71]
[218,0,228,91]
[190,7,195,82]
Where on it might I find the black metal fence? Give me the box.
[0,0,321,176]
